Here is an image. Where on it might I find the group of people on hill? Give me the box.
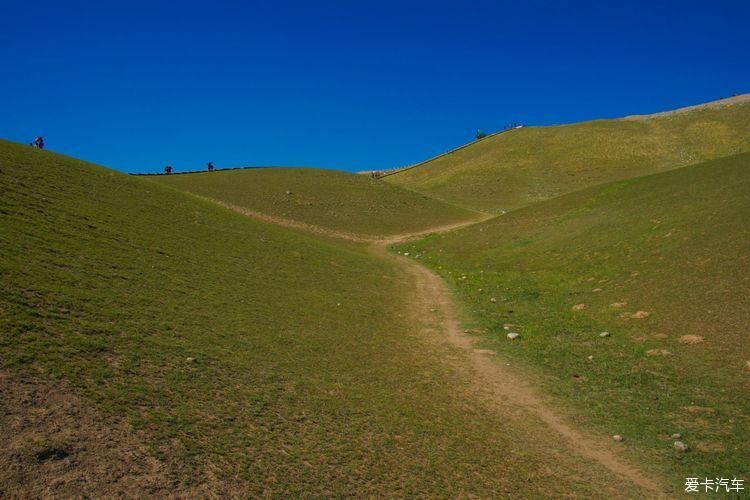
[26,135,216,175]
[163,161,216,174]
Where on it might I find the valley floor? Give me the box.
[209,203,667,497]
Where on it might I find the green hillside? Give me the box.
[396,152,750,480]
[0,140,643,497]
[151,167,476,237]
[386,96,750,212]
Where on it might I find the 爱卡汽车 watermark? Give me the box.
[685,477,744,493]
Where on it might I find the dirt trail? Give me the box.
[218,202,665,496]
[209,199,494,244]
[386,251,664,496]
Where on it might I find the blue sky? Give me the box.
[2,0,748,173]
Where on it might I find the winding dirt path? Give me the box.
[216,200,665,496]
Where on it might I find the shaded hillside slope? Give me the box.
[397,152,750,480]
[0,140,642,497]
[386,96,750,212]
[151,167,476,237]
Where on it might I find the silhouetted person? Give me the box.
[164,164,173,174]
[34,136,45,149]
[207,161,214,172]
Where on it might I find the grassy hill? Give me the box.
[151,167,476,237]
[385,96,750,212]
[0,140,644,497]
[396,152,750,481]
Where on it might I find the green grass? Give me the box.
[396,152,750,483]
[151,167,476,237]
[386,99,750,212]
[0,140,642,496]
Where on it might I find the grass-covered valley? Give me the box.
[1,95,748,497]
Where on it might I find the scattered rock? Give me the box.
[610,302,627,308]
[673,441,689,452]
[403,252,409,256]
[679,335,704,345]
[630,271,640,277]
[630,311,650,319]
[490,297,497,303]
[646,349,671,357]
[587,355,594,360]
[695,441,725,453]
[612,434,624,442]
[285,190,293,195]
[592,288,603,292]
[185,357,196,363]
[671,433,682,439]
[506,332,520,340]
[572,303,586,311]
[572,374,586,381]
[503,326,510,330]
[599,331,610,338]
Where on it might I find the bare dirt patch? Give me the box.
[646,349,672,357]
[629,311,651,319]
[0,371,229,497]
[695,441,726,453]
[683,406,716,415]
[0,371,171,497]
[679,335,705,345]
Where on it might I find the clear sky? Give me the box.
[2,0,748,173]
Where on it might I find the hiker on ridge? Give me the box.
[207,161,214,172]
[34,136,45,149]
[164,164,173,174]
